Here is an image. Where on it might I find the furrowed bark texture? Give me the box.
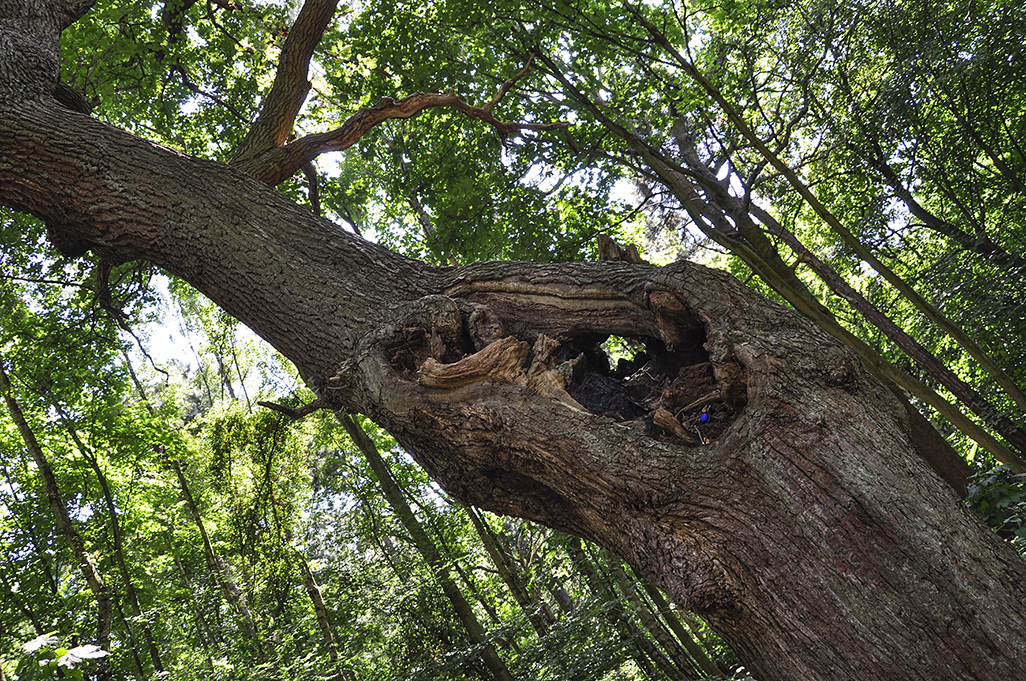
[2,5,1026,680]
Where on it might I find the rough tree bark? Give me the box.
[2,2,1026,680]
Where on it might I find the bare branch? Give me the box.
[171,64,249,123]
[0,272,90,290]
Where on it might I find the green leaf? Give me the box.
[56,645,109,670]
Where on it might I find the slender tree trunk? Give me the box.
[416,498,504,627]
[545,579,574,614]
[112,594,146,678]
[170,543,219,648]
[263,442,346,676]
[294,547,348,679]
[0,361,113,655]
[336,413,517,681]
[862,141,1026,271]
[231,344,253,412]
[168,456,259,641]
[639,579,725,679]
[541,548,576,614]
[1,463,58,595]
[501,522,559,627]
[747,202,1022,473]
[0,566,45,635]
[169,544,219,671]
[564,536,683,680]
[60,415,165,673]
[467,506,551,637]
[608,555,701,680]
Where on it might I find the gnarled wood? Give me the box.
[1,4,1025,680]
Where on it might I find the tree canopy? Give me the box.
[1,1,1025,680]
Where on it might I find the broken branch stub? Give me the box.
[418,336,530,389]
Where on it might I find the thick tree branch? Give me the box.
[0,99,441,392]
[236,66,574,186]
[301,160,322,215]
[230,0,339,166]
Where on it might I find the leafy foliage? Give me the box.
[14,634,108,681]
[967,466,1026,553]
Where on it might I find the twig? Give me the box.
[172,64,250,123]
[0,272,91,290]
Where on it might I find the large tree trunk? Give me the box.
[2,4,1026,680]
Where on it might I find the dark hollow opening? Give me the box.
[385,304,746,445]
[559,329,744,444]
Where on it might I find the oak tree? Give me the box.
[2,2,1025,680]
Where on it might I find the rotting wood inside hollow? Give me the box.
[385,297,748,445]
